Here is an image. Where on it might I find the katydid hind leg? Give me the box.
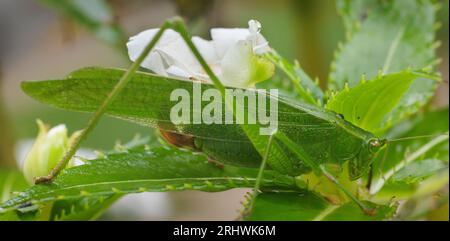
[240,130,277,219]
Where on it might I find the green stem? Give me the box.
[245,131,276,217]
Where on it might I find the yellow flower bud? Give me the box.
[22,120,81,184]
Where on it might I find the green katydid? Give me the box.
[24,18,432,211]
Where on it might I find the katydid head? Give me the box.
[349,137,386,180]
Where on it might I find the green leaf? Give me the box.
[0,146,296,213]
[331,0,440,127]
[370,108,449,194]
[264,52,324,105]
[40,0,126,51]
[246,191,396,221]
[326,70,438,133]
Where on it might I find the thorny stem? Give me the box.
[34,18,177,183]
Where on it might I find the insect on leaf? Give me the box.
[21,67,381,179]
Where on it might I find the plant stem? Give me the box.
[245,131,276,217]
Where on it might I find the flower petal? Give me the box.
[220,39,274,88]
[246,20,270,54]
[166,65,191,79]
[211,28,249,59]
[220,40,253,88]
[127,28,192,75]
[155,37,202,76]
[144,51,168,76]
[126,20,272,84]
[127,28,179,61]
[248,19,261,35]
[22,121,69,184]
[39,124,67,172]
[192,36,219,64]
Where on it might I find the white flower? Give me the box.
[22,120,81,184]
[126,20,274,88]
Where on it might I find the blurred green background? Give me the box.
[0,0,448,220]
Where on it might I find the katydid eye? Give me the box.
[368,138,386,152]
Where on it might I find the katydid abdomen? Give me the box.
[166,93,384,179]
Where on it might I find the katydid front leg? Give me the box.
[35,17,227,184]
[34,17,184,184]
